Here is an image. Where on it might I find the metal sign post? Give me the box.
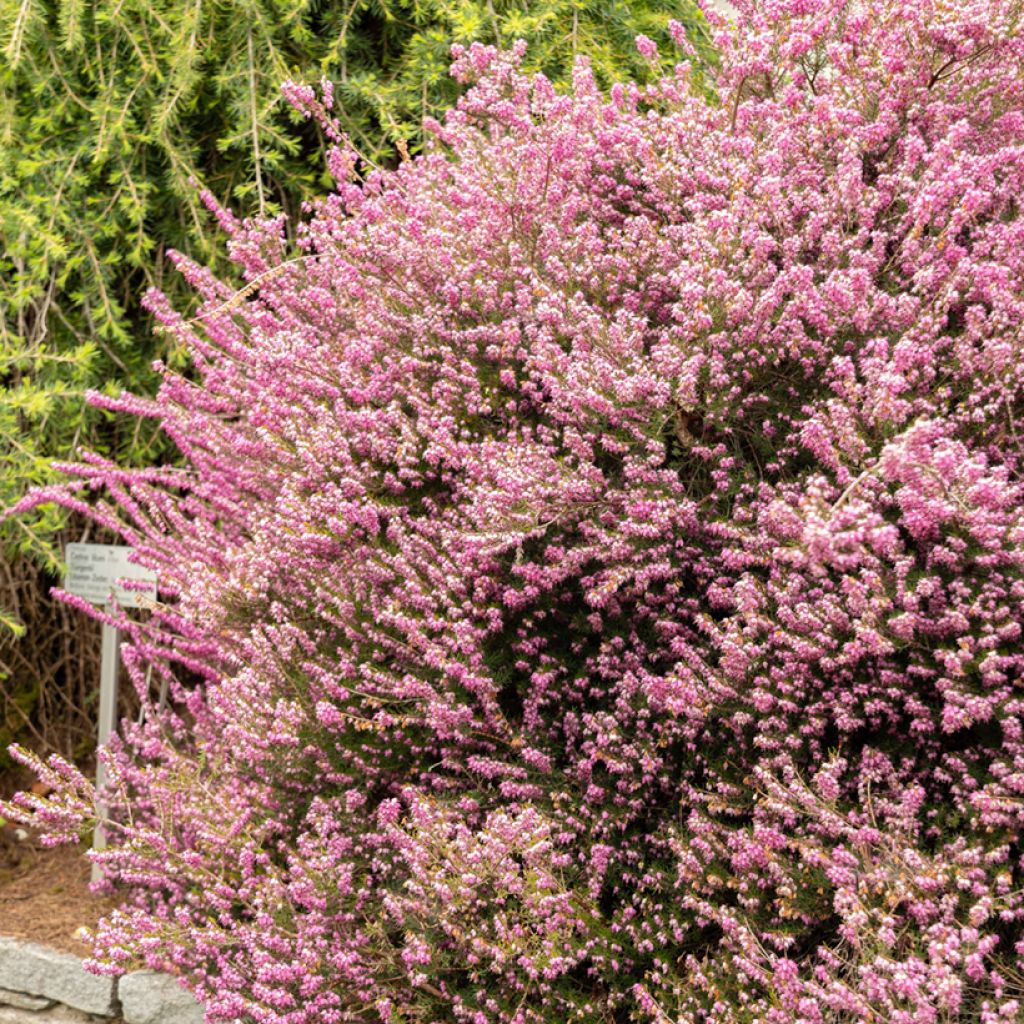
[94,610,121,868]
[63,543,156,882]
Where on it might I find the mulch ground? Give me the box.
[0,832,114,955]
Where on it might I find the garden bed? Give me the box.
[0,838,111,955]
[0,837,204,1024]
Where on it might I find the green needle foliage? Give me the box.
[0,0,711,579]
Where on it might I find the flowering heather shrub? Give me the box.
[7,0,1024,1020]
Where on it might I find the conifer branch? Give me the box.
[247,27,266,218]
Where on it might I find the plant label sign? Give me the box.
[64,543,157,608]
[64,542,156,879]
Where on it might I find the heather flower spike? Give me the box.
[6,1,1024,1020]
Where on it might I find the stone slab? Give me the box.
[0,938,116,1017]
[119,972,203,1024]
[0,1006,95,1024]
[0,988,55,1011]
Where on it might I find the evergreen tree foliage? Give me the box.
[0,0,712,582]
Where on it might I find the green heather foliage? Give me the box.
[0,0,711,581]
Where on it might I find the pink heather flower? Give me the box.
[634,35,658,61]
[5,2,1024,1021]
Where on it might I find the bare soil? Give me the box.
[0,832,113,955]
